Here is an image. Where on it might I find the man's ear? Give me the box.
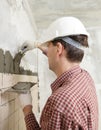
[56,42,64,55]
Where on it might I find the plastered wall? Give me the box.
[0,0,38,130]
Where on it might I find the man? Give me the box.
[19,17,98,130]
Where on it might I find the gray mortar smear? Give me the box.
[0,49,38,93]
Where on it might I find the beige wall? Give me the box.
[0,73,38,130]
[0,87,26,130]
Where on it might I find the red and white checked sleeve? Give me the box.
[25,113,41,130]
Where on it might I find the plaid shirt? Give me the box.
[25,65,98,130]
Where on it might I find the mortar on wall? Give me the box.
[0,49,37,93]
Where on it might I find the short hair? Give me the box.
[51,35,88,62]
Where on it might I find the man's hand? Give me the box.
[18,92,33,116]
[18,92,32,109]
[23,105,33,116]
[20,41,38,54]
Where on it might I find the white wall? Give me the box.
[0,0,38,130]
[0,0,37,71]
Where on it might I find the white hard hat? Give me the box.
[40,16,89,46]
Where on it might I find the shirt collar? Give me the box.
[51,65,82,92]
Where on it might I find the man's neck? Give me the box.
[55,62,79,77]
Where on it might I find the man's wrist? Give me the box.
[23,105,33,116]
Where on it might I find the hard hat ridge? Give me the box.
[40,16,89,45]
